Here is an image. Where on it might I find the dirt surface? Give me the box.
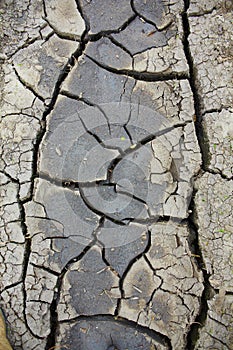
[0,0,232,349]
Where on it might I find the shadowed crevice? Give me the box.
[83,15,137,42]
[115,229,151,315]
[185,191,213,349]
[86,53,189,81]
[181,1,214,348]
[181,0,210,171]
[45,236,98,350]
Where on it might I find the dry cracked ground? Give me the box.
[0,0,232,349]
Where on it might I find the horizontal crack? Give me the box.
[201,107,228,117]
[204,168,233,181]
[107,121,190,182]
[188,7,218,17]
[59,313,172,349]
[42,17,82,42]
[86,53,189,81]
[30,263,60,277]
[39,171,115,189]
[0,280,23,294]
[116,185,147,205]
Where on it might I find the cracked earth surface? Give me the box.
[0,0,232,349]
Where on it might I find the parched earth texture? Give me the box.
[0,0,232,349]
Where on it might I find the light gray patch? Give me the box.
[86,37,132,70]
[62,55,135,104]
[38,53,63,96]
[112,17,169,55]
[133,0,168,28]
[79,0,134,34]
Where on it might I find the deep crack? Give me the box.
[185,193,214,350]
[181,0,210,171]
[181,2,214,347]
[45,238,97,350]
[86,53,189,81]
[59,314,172,349]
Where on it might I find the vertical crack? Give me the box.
[45,245,93,350]
[14,12,91,347]
[185,195,213,349]
[75,0,91,33]
[181,0,210,170]
[15,180,44,339]
[45,217,103,349]
[181,2,213,348]
[115,229,151,316]
[23,14,90,204]
[0,172,39,336]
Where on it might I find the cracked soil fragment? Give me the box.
[194,292,233,350]
[44,0,85,40]
[12,35,79,101]
[188,6,233,113]
[194,173,233,292]
[57,317,170,350]
[58,245,120,320]
[0,0,232,349]
[120,223,203,349]
[202,109,233,178]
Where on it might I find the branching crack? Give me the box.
[78,185,126,226]
[181,2,216,348]
[85,53,189,81]
[185,194,213,349]
[107,121,189,183]
[22,18,90,207]
[130,0,173,32]
[83,14,137,42]
[115,229,151,317]
[7,23,48,59]
[2,0,227,347]
[60,90,111,132]
[181,0,209,171]
[45,231,99,350]
[78,114,123,155]
[8,15,92,347]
